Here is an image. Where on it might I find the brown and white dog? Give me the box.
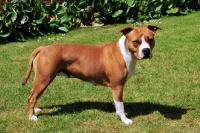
[22,25,160,124]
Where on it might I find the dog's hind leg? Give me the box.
[34,105,41,113]
[28,76,55,121]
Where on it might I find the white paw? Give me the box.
[121,117,133,125]
[34,107,41,113]
[117,113,133,125]
[29,115,38,121]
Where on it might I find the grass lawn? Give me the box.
[0,12,200,133]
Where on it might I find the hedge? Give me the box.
[0,0,199,42]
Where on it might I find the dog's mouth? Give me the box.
[143,56,150,59]
[143,54,152,59]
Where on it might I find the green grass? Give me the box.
[0,12,200,133]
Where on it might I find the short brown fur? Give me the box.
[22,25,160,121]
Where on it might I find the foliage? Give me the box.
[0,0,199,42]
[0,0,81,42]
[0,0,43,41]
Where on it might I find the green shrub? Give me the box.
[0,0,82,42]
[0,0,199,42]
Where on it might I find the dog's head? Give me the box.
[119,25,160,60]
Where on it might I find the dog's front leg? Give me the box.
[112,86,133,125]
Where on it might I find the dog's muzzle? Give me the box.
[142,48,151,59]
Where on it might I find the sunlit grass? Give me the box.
[0,12,200,132]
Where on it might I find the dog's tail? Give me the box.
[22,46,44,86]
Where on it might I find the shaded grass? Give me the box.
[0,12,200,132]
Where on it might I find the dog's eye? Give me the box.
[133,40,140,46]
[148,38,154,42]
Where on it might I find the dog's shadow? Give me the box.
[38,101,189,120]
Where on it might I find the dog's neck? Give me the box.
[118,36,137,80]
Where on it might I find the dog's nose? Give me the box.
[142,48,151,58]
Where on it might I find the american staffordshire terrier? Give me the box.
[22,25,160,124]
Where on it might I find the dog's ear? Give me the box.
[147,24,161,33]
[119,26,134,35]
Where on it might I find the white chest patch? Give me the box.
[118,36,137,80]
